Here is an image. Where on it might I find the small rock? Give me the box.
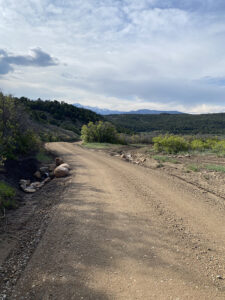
[55,157,64,166]
[20,179,31,191]
[39,167,49,174]
[216,275,223,280]
[30,182,44,189]
[121,154,126,159]
[34,170,42,179]
[19,179,30,186]
[126,153,132,160]
[24,187,36,193]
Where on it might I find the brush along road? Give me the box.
[11,142,225,299]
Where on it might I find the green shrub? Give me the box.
[0,181,16,210]
[153,135,189,154]
[190,139,206,151]
[81,121,118,143]
[0,92,41,159]
[211,140,225,154]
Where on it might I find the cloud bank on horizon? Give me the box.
[0,0,225,113]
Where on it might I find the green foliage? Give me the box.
[81,121,118,143]
[152,134,225,155]
[153,135,189,154]
[211,140,225,155]
[19,97,103,135]
[0,181,16,210]
[117,132,156,145]
[191,138,218,152]
[82,142,122,149]
[186,164,200,172]
[191,139,206,151]
[0,93,41,160]
[36,150,53,163]
[106,113,225,135]
[204,164,225,173]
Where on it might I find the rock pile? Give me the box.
[19,157,70,193]
[120,152,146,165]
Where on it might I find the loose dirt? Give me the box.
[2,142,225,299]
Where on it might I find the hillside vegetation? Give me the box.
[0,93,104,211]
[106,113,225,135]
[19,97,103,137]
[0,93,104,160]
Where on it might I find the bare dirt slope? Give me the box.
[10,142,225,299]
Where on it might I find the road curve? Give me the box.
[11,142,225,299]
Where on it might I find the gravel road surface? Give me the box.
[10,142,225,299]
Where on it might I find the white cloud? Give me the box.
[0,0,225,113]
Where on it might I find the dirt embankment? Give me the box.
[107,145,225,201]
[0,142,223,300]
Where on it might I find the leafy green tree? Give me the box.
[81,121,118,143]
[0,92,40,160]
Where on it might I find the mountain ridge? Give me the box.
[74,103,183,115]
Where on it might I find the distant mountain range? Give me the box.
[74,103,183,115]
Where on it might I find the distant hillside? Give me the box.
[106,113,225,135]
[17,97,103,140]
[74,103,183,115]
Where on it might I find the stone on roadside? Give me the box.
[30,182,44,189]
[55,157,64,166]
[19,179,30,186]
[34,170,42,179]
[24,187,36,193]
[54,165,69,178]
[19,179,30,191]
[59,163,71,170]
[39,167,49,174]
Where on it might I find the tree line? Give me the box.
[106,113,225,135]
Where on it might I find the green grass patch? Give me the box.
[186,164,201,172]
[153,155,178,164]
[82,142,123,149]
[36,150,53,164]
[204,164,225,173]
[130,143,149,148]
[0,181,16,210]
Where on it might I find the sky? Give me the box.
[1,0,225,113]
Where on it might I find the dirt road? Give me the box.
[10,142,225,299]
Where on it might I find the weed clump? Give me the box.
[0,181,16,211]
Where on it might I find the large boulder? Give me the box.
[59,163,71,170]
[54,165,69,178]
